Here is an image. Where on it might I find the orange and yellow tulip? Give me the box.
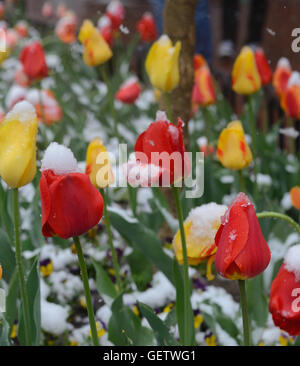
[273,57,292,98]
[281,72,300,119]
[78,20,112,67]
[290,186,300,210]
[217,121,252,170]
[232,46,261,95]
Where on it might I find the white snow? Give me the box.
[284,245,300,281]
[41,300,70,335]
[288,71,300,88]
[281,192,292,210]
[41,142,79,174]
[155,110,168,122]
[5,84,26,109]
[277,57,291,70]
[185,203,227,243]
[279,127,300,139]
[5,100,36,124]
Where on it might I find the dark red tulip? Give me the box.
[40,169,104,239]
[136,12,157,43]
[215,193,271,280]
[269,246,300,336]
[19,41,48,81]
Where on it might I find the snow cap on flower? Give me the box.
[284,245,300,281]
[277,57,291,70]
[5,100,36,124]
[287,71,300,88]
[41,142,78,175]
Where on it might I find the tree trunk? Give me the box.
[158,0,197,237]
[162,0,197,147]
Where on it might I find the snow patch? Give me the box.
[41,142,78,174]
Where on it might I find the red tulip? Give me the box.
[273,57,292,98]
[127,112,191,186]
[42,2,53,18]
[281,72,300,119]
[254,48,272,86]
[20,41,48,81]
[98,15,114,47]
[106,0,124,31]
[115,78,141,104]
[269,245,300,335]
[40,143,104,239]
[215,192,271,280]
[136,12,157,43]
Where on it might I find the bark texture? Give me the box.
[158,0,197,235]
[162,0,197,146]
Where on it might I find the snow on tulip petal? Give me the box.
[41,142,78,175]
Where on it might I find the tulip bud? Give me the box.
[136,12,157,43]
[126,111,191,186]
[78,20,112,67]
[269,245,300,335]
[106,0,124,31]
[85,138,114,188]
[254,48,272,86]
[55,13,77,44]
[281,72,300,119]
[19,41,48,81]
[0,101,38,188]
[273,57,292,98]
[115,77,141,104]
[192,65,216,107]
[42,2,53,18]
[215,193,271,280]
[145,35,181,93]
[232,46,261,95]
[0,264,2,280]
[173,203,227,280]
[40,142,104,239]
[217,121,252,170]
[290,186,300,210]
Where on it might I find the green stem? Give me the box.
[165,92,173,121]
[202,106,212,143]
[13,188,31,346]
[100,188,122,292]
[100,66,120,143]
[247,96,258,199]
[287,116,295,155]
[172,186,193,346]
[257,211,300,236]
[238,279,251,346]
[238,170,246,193]
[73,236,99,346]
[262,88,269,134]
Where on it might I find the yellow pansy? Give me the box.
[146,35,181,92]
[86,137,114,188]
[0,101,38,188]
[217,120,252,170]
[40,259,53,278]
[173,203,227,280]
[232,46,261,95]
[194,314,204,329]
[78,20,112,67]
[89,322,106,339]
[205,334,216,346]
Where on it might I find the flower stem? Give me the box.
[247,95,258,198]
[238,170,246,193]
[238,279,251,346]
[172,185,193,346]
[73,236,99,346]
[165,92,173,121]
[100,66,120,143]
[287,116,295,155]
[13,188,31,346]
[257,211,300,236]
[100,188,122,292]
[202,106,212,143]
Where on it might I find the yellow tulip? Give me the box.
[85,137,114,188]
[217,121,252,170]
[0,101,38,188]
[145,34,181,92]
[172,203,227,280]
[78,20,112,67]
[232,46,261,95]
